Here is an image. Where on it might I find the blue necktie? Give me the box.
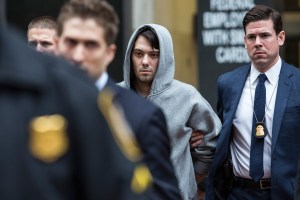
[250,73,267,182]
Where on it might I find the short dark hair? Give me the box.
[57,0,119,45]
[130,27,159,85]
[28,16,57,31]
[138,28,159,50]
[243,5,282,35]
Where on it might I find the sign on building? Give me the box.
[197,0,272,110]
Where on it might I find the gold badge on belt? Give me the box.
[29,114,69,163]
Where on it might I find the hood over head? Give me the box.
[123,24,175,95]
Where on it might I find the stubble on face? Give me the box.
[134,66,156,83]
[131,36,159,85]
[244,19,285,72]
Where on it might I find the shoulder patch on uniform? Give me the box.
[131,163,153,194]
[98,89,142,162]
[29,114,69,163]
[98,88,153,193]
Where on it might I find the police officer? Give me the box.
[0,25,148,199]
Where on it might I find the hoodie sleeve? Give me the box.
[187,89,222,175]
[117,81,128,89]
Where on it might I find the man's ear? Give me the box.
[105,44,117,66]
[278,31,285,46]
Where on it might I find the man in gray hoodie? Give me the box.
[118,24,222,200]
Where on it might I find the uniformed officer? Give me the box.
[0,25,150,199]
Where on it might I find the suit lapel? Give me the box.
[217,65,250,163]
[228,65,250,121]
[271,62,293,154]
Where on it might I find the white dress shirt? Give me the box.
[231,58,282,179]
[95,72,108,91]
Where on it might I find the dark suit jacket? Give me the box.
[0,28,138,200]
[206,61,300,200]
[105,78,181,200]
[295,156,300,200]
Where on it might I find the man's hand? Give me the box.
[195,172,206,200]
[190,130,204,148]
[195,172,206,183]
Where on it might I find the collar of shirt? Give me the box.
[250,57,282,86]
[95,72,108,91]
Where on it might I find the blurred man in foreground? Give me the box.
[56,0,181,199]
[0,24,142,199]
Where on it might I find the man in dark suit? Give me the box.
[56,0,181,199]
[295,157,300,200]
[0,25,145,199]
[206,5,300,200]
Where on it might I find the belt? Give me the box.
[232,177,271,190]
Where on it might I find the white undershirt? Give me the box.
[231,58,281,179]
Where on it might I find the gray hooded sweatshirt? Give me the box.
[118,24,221,200]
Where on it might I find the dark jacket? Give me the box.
[0,28,136,200]
[206,61,300,200]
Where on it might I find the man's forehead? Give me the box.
[28,28,56,34]
[60,19,106,43]
[28,29,57,40]
[61,31,102,44]
[245,19,274,31]
[245,28,274,36]
[62,17,103,30]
